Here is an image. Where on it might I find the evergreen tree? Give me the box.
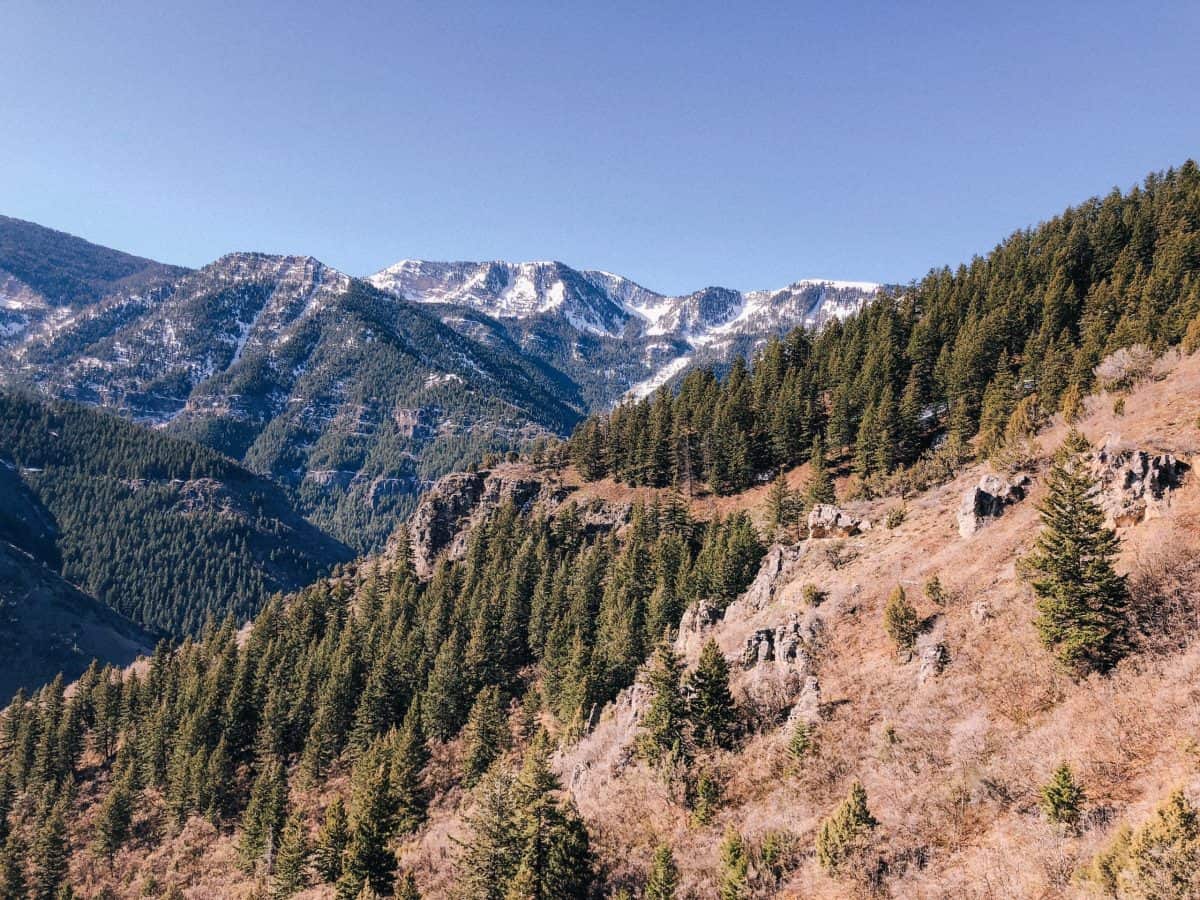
[0,832,26,900]
[765,470,798,539]
[271,813,310,899]
[458,767,521,900]
[390,703,430,836]
[314,798,350,884]
[883,586,919,658]
[816,781,877,874]
[461,686,509,787]
[1025,430,1129,675]
[644,844,679,900]
[93,772,135,863]
[505,735,593,900]
[805,436,836,507]
[339,740,398,898]
[396,871,422,900]
[239,758,289,872]
[788,721,816,766]
[717,826,750,900]
[686,639,737,750]
[30,799,69,900]
[1040,763,1085,829]
[636,640,690,769]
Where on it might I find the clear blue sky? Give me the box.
[4,1,1198,294]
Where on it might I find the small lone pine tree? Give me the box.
[765,470,799,539]
[93,773,134,864]
[1040,763,1085,829]
[644,844,679,900]
[788,721,815,766]
[883,586,919,658]
[816,781,877,874]
[1025,430,1129,675]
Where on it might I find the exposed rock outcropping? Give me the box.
[957,473,1030,537]
[1092,437,1188,528]
[808,504,868,539]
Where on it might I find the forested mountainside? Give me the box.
[1,247,581,551]
[0,214,185,323]
[0,463,155,697]
[1,163,1199,899]
[0,392,353,635]
[569,162,1200,498]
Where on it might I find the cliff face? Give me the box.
[405,464,649,577]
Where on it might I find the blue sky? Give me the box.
[3,1,1198,294]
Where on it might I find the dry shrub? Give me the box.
[1095,344,1156,392]
[1127,546,1200,653]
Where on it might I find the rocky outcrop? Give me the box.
[1092,437,1188,528]
[727,544,808,617]
[957,473,1030,537]
[407,467,584,577]
[808,504,867,539]
[739,611,826,723]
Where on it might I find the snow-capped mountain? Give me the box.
[369,259,882,397]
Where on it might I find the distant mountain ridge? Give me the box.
[369,258,882,397]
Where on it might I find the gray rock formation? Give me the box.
[1092,437,1188,528]
[407,468,573,577]
[957,473,1030,537]
[808,504,867,539]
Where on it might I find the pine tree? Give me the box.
[788,721,816,766]
[271,813,310,899]
[717,826,750,900]
[805,436,836,507]
[636,639,690,769]
[93,773,135,863]
[390,702,430,836]
[1025,430,1129,675]
[765,470,798,540]
[0,832,27,900]
[816,781,877,874]
[505,734,593,900]
[687,639,737,750]
[314,798,350,884]
[458,766,521,900]
[30,799,69,900]
[339,740,398,898]
[239,758,289,872]
[396,871,422,900]
[1040,763,1085,829]
[461,686,509,788]
[644,844,679,900]
[883,586,919,658]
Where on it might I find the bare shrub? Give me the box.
[1127,546,1200,653]
[1094,344,1155,392]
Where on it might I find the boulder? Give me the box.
[917,642,950,684]
[808,504,865,539]
[1092,437,1188,528]
[957,473,1030,537]
[786,676,823,724]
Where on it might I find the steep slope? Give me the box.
[369,259,881,405]
[555,351,1200,897]
[0,392,354,635]
[0,461,156,697]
